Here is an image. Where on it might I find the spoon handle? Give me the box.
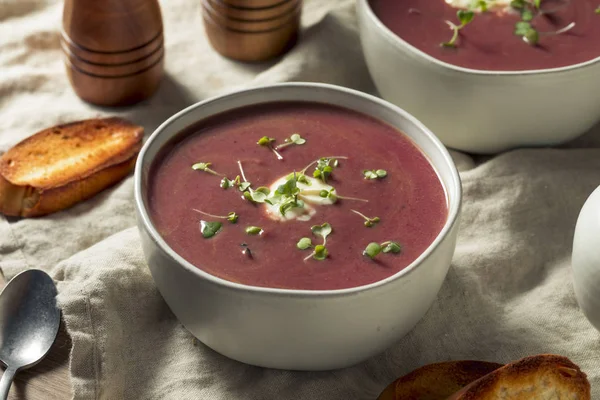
[0,367,16,400]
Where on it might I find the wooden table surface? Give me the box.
[0,278,72,400]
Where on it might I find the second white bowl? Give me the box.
[357,0,600,154]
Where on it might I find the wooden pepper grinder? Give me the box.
[202,0,302,62]
[62,0,165,107]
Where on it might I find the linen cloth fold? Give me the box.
[2,0,600,398]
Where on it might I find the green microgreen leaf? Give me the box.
[521,8,534,21]
[474,0,487,11]
[511,0,525,9]
[596,6,600,14]
[257,136,283,160]
[363,169,387,180]
[220,175,241,190]
[220,177,231,189]
[248,187,270,203]
[514,21,532,35]
[200,220,222,238]
[227,212,238,223]
[245,226,263,235]
[313,245,328,261]
[457,9,474,25]
[239,182,251,192]
[257,136,275,146]
[192,162,222,176]
[533,0,541,8]
[297,237,313,250]
[523,27,539,44]
[311,223,332,241]
[382,241,402,254]
[363,242,382,259]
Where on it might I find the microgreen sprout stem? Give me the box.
[257,136,283,160]
[363,241,402,259]
[274,133,306,150]
[351,209,380,227]
[191,162,223,176]
[441,9,474,48]
[193,209,238,223]
[237,160,249,183]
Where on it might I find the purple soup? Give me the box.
[148,102,447,290]
[369,0,600,71]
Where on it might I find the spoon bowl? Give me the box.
[0,269,60,399]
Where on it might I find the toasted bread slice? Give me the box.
[378,360,503,400]
[0,117,143,217]
[446,354,590,400]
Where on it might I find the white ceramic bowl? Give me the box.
[134,83,462,370]
[572,185,600,332]
[357,0,600,154]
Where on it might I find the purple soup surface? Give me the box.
[369,0,600,71]
[148,102,447,290]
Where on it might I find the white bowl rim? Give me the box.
[134,82,462,298]
[358,0,600,76]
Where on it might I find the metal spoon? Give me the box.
[0,269,60,399]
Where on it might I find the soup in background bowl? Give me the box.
[135,83,461,370]
[357,0,600,154]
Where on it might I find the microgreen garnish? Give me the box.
[297,237,313,250]
[363,169,387,180]
[199,220,222,238]
[473,0,488,11]
[363,241,402,259]
[245,226,263,235]
[596,6,600,14]
[193,209,238,223]
[511,0,575,45]
[297,223,332,261]
[351,209,380,227]
[275,133,306,150]
[300,156,348,181]
[271,173,305,216]
[514,21,539,44]
[319,188,337,202]
[220,175,240,189]
[236,160,264,203]
[192,162,222,176]
[257,136,283,160]
[441,9,474,48]
[312,157,339,183]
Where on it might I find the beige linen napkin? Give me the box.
[2,0,600,399]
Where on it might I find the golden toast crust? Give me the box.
[447,354,591,400]
[377,360,503,400]
[0,118,143,217]
[0,117,143,189]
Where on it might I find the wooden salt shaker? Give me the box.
[202,0,302,62]
[62,0,164,106]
